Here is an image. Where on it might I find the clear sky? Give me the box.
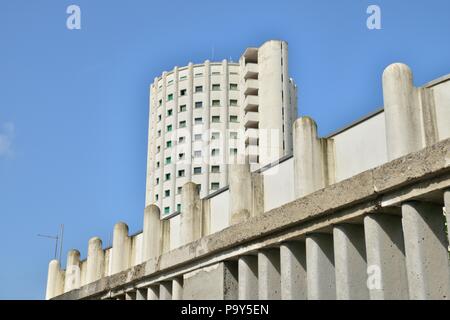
[0,0,449,299]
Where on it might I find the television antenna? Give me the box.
[38,224,64,261]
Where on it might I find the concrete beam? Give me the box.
[181,182,202,245]
[280,242,307,300]
[111,222,130,275]
[364,214,409,299]
[86,237,104,284]
[306,234,335,300]
[258,249,281,300]
[333,224,369,300]
[383,63,424,161]
[238,256,258,300]
[402,201,450,299]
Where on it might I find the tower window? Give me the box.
[180,105,187,112]
[167,109,173,116]
[167,93,173,101]
[180,89,187,96]
[195,101,203,109]
[230,99,238,106]
[165,173,171,181]
[195,86,203,93]
[164,207,170,214]
[230,83,238,90]
[212,84,220,91]
[230,115,238,123]
[167,124,173,132]
[212,116,220,123]
[211,149,220,156]
[211,165,220,173]
[193,167,202,175]
[164,190,170,197]
[178,169,185,177]
[211,182,220,190]
[212,100,220,107]
[194,117,202,125]
[166,141,172,148]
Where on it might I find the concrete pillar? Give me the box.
[382,63,424,161]
[306,234,335,300]
[229,156,252,225]
[159,281,172,300]
[402,201,450,299]
[445,190,450,248]
[280,242,307,300]
[142,205,162,261]
[180,182,202,245]
[333,224,369,300]
[136,288,147,300]
[364,214,409,299]
[238,255,258,299]
[64,249,81,293]
[147,286,159,300]
[45,260,65,300]
[111,222,130,275]
[172,278,183,300]
[86,237,104,284]
[293,117,327,198]
[258,249,281,300]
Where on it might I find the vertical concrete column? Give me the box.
[383,63,424,161]
[111,222,130,275]
[45,260,65,300]
[64,249,81,293]
[159,281,173,300]
[364,214,408,299]
[280,242,307,300]
[306,234,335,300]
[402,201,450,299]
[172,278,183,300]
[258,249,281,300]
[136,288,147,300]
[147,286,159,300]
[180,182,202,245]
[229,155,252,225]
[293,117,326,198]
[86,237,104,284]
[142,205,162,261]
[445,190,450,248]
[125,291,136,300]
[333,224,369,300]
[238,255,258,300]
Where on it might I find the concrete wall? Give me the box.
[429,77,450,140]
[209,190,230,234]
[263,158,295,212]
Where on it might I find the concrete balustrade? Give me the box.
[45,260,65,300]
[142,205,162,261]
[238,255,258,299]
[401,201,450,299]
[333,224,369,300]
[364,214,409,299]
[306,234,335,300]
[383,63,424,161]
[258,249,281,300]
[64,249,81,293]
[111,222,131,275]
[180,182,202,245]
[86,237,104,284]
[280,242,307,300]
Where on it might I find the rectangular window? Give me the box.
[167,93,173,101]
[179,120,186,128]
[195,117,202,125]
[167,109,173,116]
[177,186,182,194]
[212,71,220,75]
[230,132,238,139]
[195,72,203,77]
[156,161,160,168]
[157,130,161,137]
[165,173,171,181]
[212,84,220,91]
[211,182,220,190]
[168,80,173,85]
[178,169,185,177]
[212,116,220,123]
[230,83,238,90]
[164,190,170,197]
[165,157,171,165]
[230,148,238,155]
[193,167,202,175]
[195,86,203,93]
[180,75,187,81]
[155,194,159,201]
[164,206,170,214]
[156,177,160,185]
[211,165,220,173]
[179,136,185,143]
[157,146,161,153]
[194,150,202,157]
[211,132,220,140]
[211,148,219,156]
[195,101,203,109]
[158,115,162,122]
[194,134,202,141]
[177,203,181,212]
[167,124,173,132]
[178,153,185,160]
[158,99,162,106]
[230,99,238,106]
[180,105,187,112]
[166,141,172,148]
[230,115,238,123]
[180,89,187,96]
[212,100,220,107]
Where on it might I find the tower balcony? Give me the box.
[244,95,259,113]
[244,79,259,96]
[244,111,259,129]
[244,63,258,80]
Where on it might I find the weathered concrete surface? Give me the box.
[86,237,104,285]
[182,262,238,300]
[53,139,450,300]
[258,249,281,300]
[180,182,202,245]
[238,256,258,300]
[280,241,307,300]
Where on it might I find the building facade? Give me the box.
[145,40,298,216]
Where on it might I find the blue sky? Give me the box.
[0,0,449,299]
